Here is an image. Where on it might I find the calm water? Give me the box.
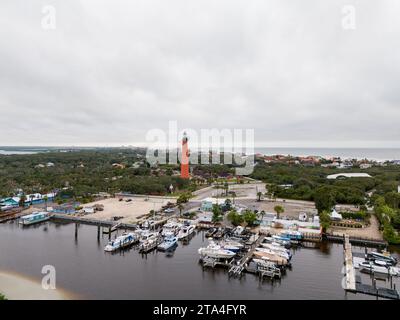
[255,148,400,162]
[0,221,398,300]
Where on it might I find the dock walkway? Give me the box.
[343,234,399,299]
[51,214,138,230]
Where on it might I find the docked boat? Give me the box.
[213,228,225,239]
[253,251,288,265]
[359,261,399,276]
[233,226,245,236]
[366,251,398,266]
[217,239,244,253]
[198,244,236,259]
[260,243,292,259]
[161,222,182,237]
[139,236,161,253]
[158,235,178,251]
[19,212,51,225]
[104,233,137,252]
[280,230,302,240]
[138,231,159,244]
[255,247,291,261]
[268,236,291,247]
[177,225,196,240]
[205,227,217,238]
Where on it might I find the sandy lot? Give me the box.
[329,215,383,240]
[256,199,318,218]
[81,197,176,224]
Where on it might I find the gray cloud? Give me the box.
[0,0,399,147]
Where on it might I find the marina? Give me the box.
[0,219,399,300]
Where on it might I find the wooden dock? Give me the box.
[228,234,266,278]
[327,234,387,247]
[343,235,356,291]
[51,214,138,230]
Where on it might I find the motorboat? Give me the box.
[139,235,161,253]
[198,243,236,259]
[19,212,51,225]
[213,228,225,239]
[359,261,399,276]
[138,231,159,244]
[161,222,182,236]
[255,247,291,261]
[205,227,217,238]
[177,225,196,240]
[233,226,245,236]
[158,235,178,251]
[260,243,292,259]
[104,233,137,252]
[366,251,398,266]
[253,251,288,265]
[267,236,291,247]
[280,230,302,240]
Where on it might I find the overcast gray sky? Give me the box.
[0,0,399,147]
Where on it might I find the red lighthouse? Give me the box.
[181,132,190,179]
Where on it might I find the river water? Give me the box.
[0,221,398,300]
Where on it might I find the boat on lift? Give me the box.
[359,261,399,276]
[198,243,236,259]
[366,251,398,266]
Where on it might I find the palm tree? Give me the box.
[274,205,284,219]
[224,182,229,196]
[178,203,184,216]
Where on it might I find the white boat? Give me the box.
[233,226,245,236]
[255,247,291,260]
[139,235,161,253]
[198,245,236,259]
[19,212,51,225]
[218,239,244,253]
[366,251,398,266]
[104,233,137,252]
[161,222,182,236]
[177,225,195,240]
[265,236,290,247]
[260,243,291,259]
[359,261,399,276]
[158,235,178,251]
[138,231,159,244]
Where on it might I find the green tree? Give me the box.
[274,205,284,219]
[319,210,331,232]
[243,210,258,226]
[177,203,184,216]
[0,293,7,300]
[227,209,244,226]
[314,186,336,213]
[384,191,400,209]
[212,204,222,223]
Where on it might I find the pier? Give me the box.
[228,234,265,278]
[327,234,387,247]
[343,234,399,300]
[51,214,138,230]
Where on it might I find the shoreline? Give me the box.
[0,269,77,300]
